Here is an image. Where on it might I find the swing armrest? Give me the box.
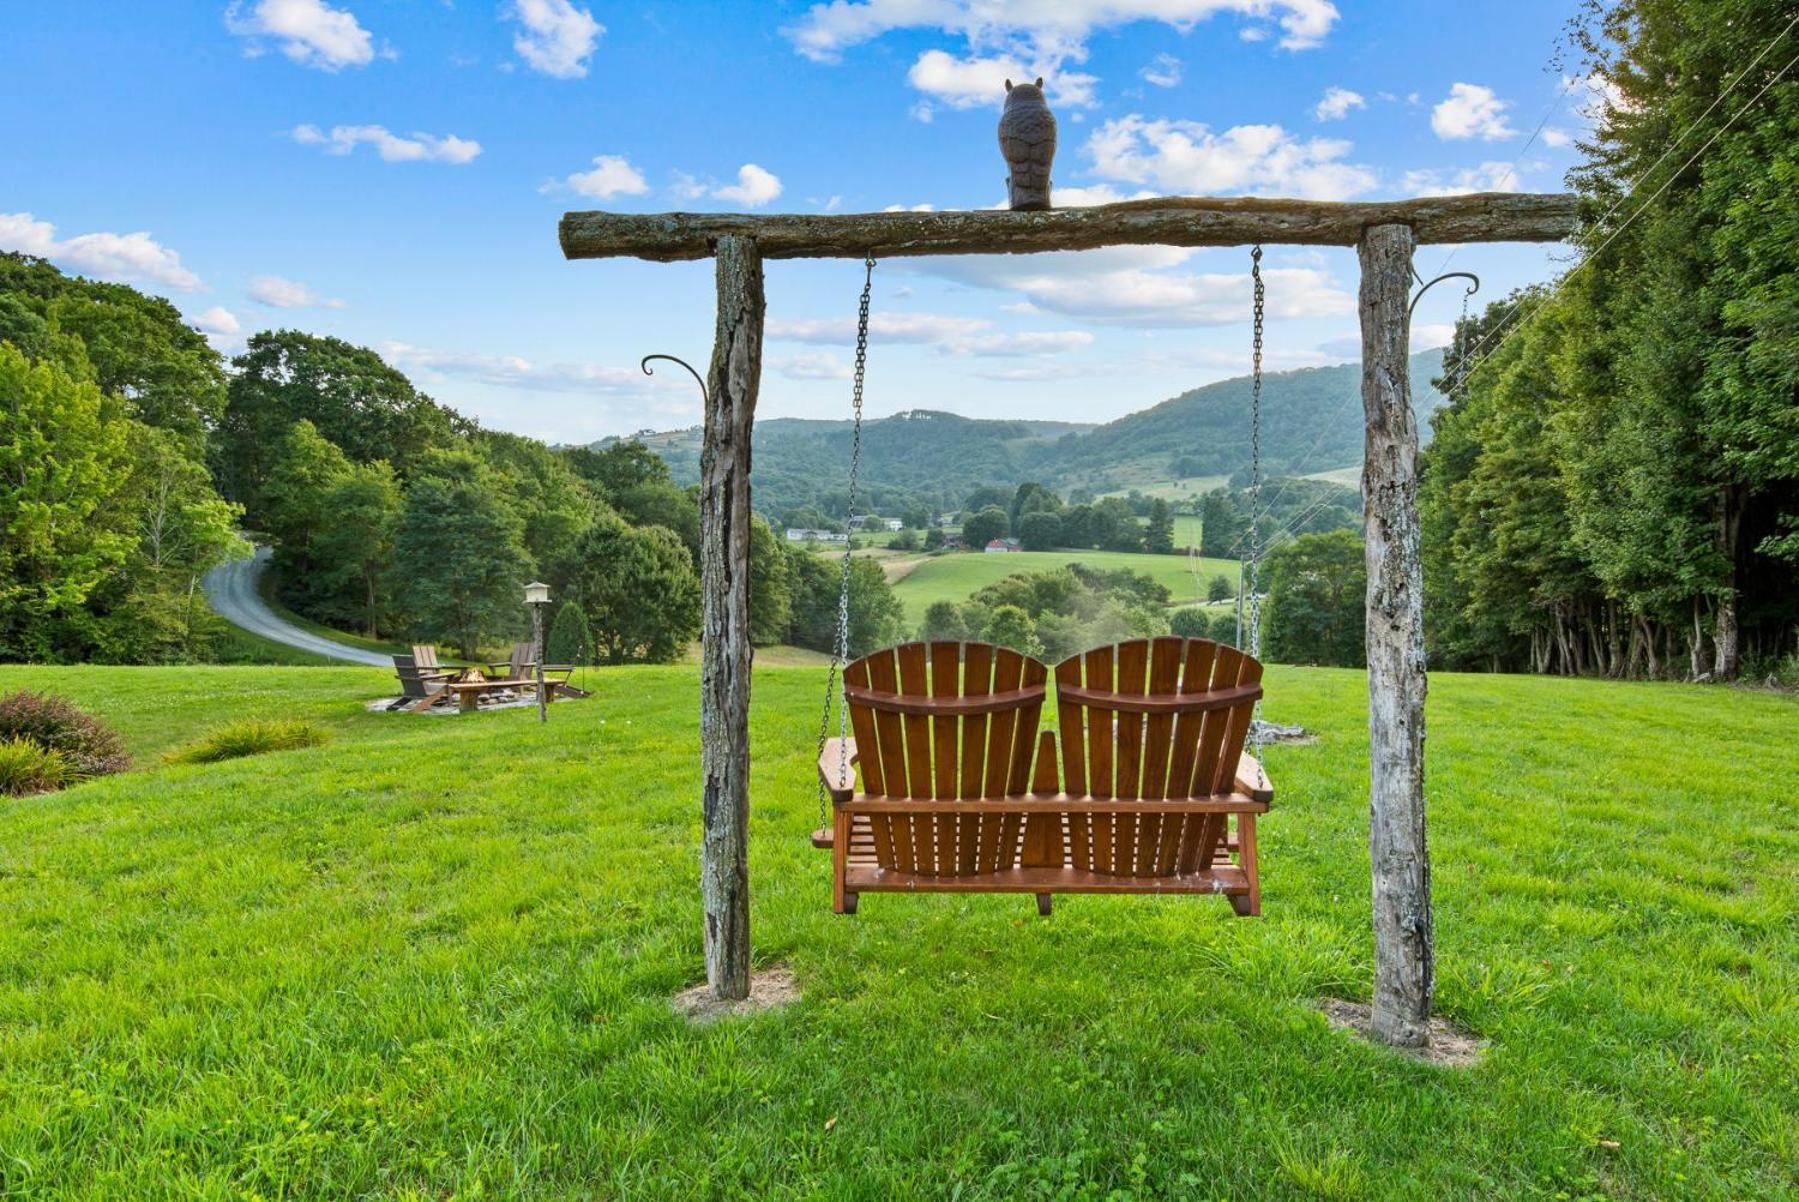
[1234,752,1274,804]
[818,737,858,803]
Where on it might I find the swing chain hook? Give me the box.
[639,354,707,403]
[1406,270,1480,321]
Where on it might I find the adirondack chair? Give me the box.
[818,637,1272,916]
[412,644,451,676]
[390,654,451,713]
[488,641,588,698]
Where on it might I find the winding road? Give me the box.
[203,547,392,666]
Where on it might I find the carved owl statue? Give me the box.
[998,77,1057,211]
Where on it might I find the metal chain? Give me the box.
[1246,245,1265,758]
[815,252,876,832]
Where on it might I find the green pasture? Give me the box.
[891,549,1242,623]
[0,663,1793,1197]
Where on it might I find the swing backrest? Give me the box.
[843,641,1049,874]
[1052,636,1264,875]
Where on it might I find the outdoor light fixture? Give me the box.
[524,582,551,722]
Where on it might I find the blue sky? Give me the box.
[1,1,1602,442]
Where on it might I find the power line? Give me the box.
[1454,40,1799,389]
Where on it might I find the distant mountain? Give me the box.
[605,350,1446,519]
[1033,348,1447,494]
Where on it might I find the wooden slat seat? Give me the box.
[822,637,1273,916]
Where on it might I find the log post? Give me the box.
[1358,222,1433,1048]
[699,235,763,1000]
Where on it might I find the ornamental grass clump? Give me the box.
[0,737,78,796]
[167,718,329,765]
[0,690,130,781]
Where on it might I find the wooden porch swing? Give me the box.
[557,90,1577,1046]
[816,637,1274,916]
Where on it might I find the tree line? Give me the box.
[1420,0,1797,682]
[0,254,904,665]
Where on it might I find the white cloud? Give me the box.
[907,49,1096,109]
[380,341,667,396]
[1047,184,1159,207]
[1411,323,1454,351]
[784,1,1338,62]
[1431,83,1517,141]
[248,274,344,309]
[226,0,381,71]
[913,245,1354,328]
[909,100,935,123]
[1313,86,1365,121]
[0,211,203,292]
[773,352,854,381]
[1542,127,1574,149]
[292,124,482,164]
[1400,161,1523,197]
[713,164,783,207]
[190,306,245,352]
[1141,53,1181,88]
[769,312,1092,357]
[506,0,602,79]
[551,154,649,199]
[883,202,937,212]
[1087,115,1376,200]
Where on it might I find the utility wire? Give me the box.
[1454,39,1799,387]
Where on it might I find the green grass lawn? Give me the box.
[1100,474,1231,501]
[1,663,1795,1197]
[892,549,1242,624]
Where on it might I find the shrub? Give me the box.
[0,690,130,778]
[0,737,77,796]
[546,599,592,665]
[1170,608,1212,639]
[167,719,328,765]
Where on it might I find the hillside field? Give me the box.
[0,663,1792,1197]
[888,549,1242,623]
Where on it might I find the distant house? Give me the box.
[785,528,848,543]
[884,518,904,532]
[939,533,964,550]
[984,538,1023,553]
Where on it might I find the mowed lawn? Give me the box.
[892,549,1241,624]
[1,664,1795,1198]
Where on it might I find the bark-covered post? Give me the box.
[1358,221,1433,1048]
[699,235,763,1000]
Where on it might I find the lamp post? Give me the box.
[524,581,551,723]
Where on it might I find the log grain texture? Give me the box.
[698,235,762,1001]
[1358,222,1435,1049]
[562,193,1578,262]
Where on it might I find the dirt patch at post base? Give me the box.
[672,966,800,1023]
[1318,999,1484,1068]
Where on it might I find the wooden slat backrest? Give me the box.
[413,644,442,671]
[1053,638,1265,878]
[841,641,1049,876]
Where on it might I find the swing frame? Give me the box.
[559,189,1579,1050]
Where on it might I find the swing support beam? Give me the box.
[562,193,1578,1048]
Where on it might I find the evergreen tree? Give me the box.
[546,599,593,666]
[1144,499,1176,555]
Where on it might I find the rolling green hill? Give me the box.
[612,351,1444,518]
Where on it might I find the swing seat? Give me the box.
[820,638,1273,916]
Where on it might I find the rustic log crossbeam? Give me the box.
[561,192,1578,262]
[582,190,1577,1037]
